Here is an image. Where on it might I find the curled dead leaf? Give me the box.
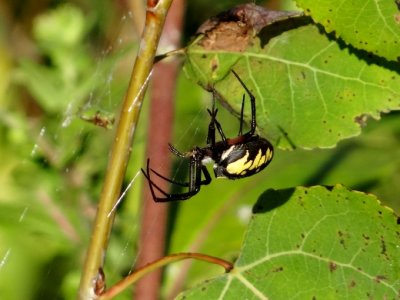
[196,3,303,51]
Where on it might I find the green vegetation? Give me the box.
[0,0,399,299]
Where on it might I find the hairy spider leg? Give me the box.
[168,143,186,158]
[231,70,256,135]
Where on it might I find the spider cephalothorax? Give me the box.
[142,70,273,202]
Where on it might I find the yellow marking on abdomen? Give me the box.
[226,151,250,175]
[259,154,266,165]
[249,149,263,170]
[226,147,273,176]
[266,148,273,161]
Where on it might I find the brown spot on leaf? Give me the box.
[395,12,400,24]
[362,233,370,246]
[210,58,219,71]
[349,280,356,288]
[375,275,387,283]
[273,266,284,272]
[338,230,348,249]
[380,236,389,260]
[354,114,368,127]
[329,262,337,272]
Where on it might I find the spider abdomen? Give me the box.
[214,136,273,179]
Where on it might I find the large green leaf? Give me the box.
[183,24,400,149]
[295,0,400,62]
[165,72,400,295]
[177,185,400,299]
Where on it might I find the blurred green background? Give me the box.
[0,0,398,299]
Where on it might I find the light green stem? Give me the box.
[78,1,173,298]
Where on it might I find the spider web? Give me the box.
[0,5,169,299]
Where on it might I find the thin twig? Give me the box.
[99,252,233,300]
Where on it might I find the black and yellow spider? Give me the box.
[142,70,273,202]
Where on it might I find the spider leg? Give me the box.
[238,94,245,136]
[148,164,208,187]
[167,145,211,186]
[141,159,184,201]
[168,143,186,158]
[231,70,256,135]
[142,158,211,202]
[207,98,227,145]
[141,159,167,201]
[213,117,227,145]
[188,156,211,192]
[206,91,218,147]
[148,167,189,187]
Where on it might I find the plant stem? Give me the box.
[134,0,185,298]
[78,1,173,299]
[99,253,234,299]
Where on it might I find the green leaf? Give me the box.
[33,4,87,50]
[15,59,65,113]
[295,0,400,62]
[177,185,400,299]
[183,24,400,149]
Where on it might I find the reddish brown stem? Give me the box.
[135,0,185,299]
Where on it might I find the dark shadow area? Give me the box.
[252,187,295,214]
[34,254,72,300]
[303,142,357,186]
[183,0,246,44]
[352,179,380,193]
[258,15,400,73]
[258,15,313,47]
[320,26,400,73]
